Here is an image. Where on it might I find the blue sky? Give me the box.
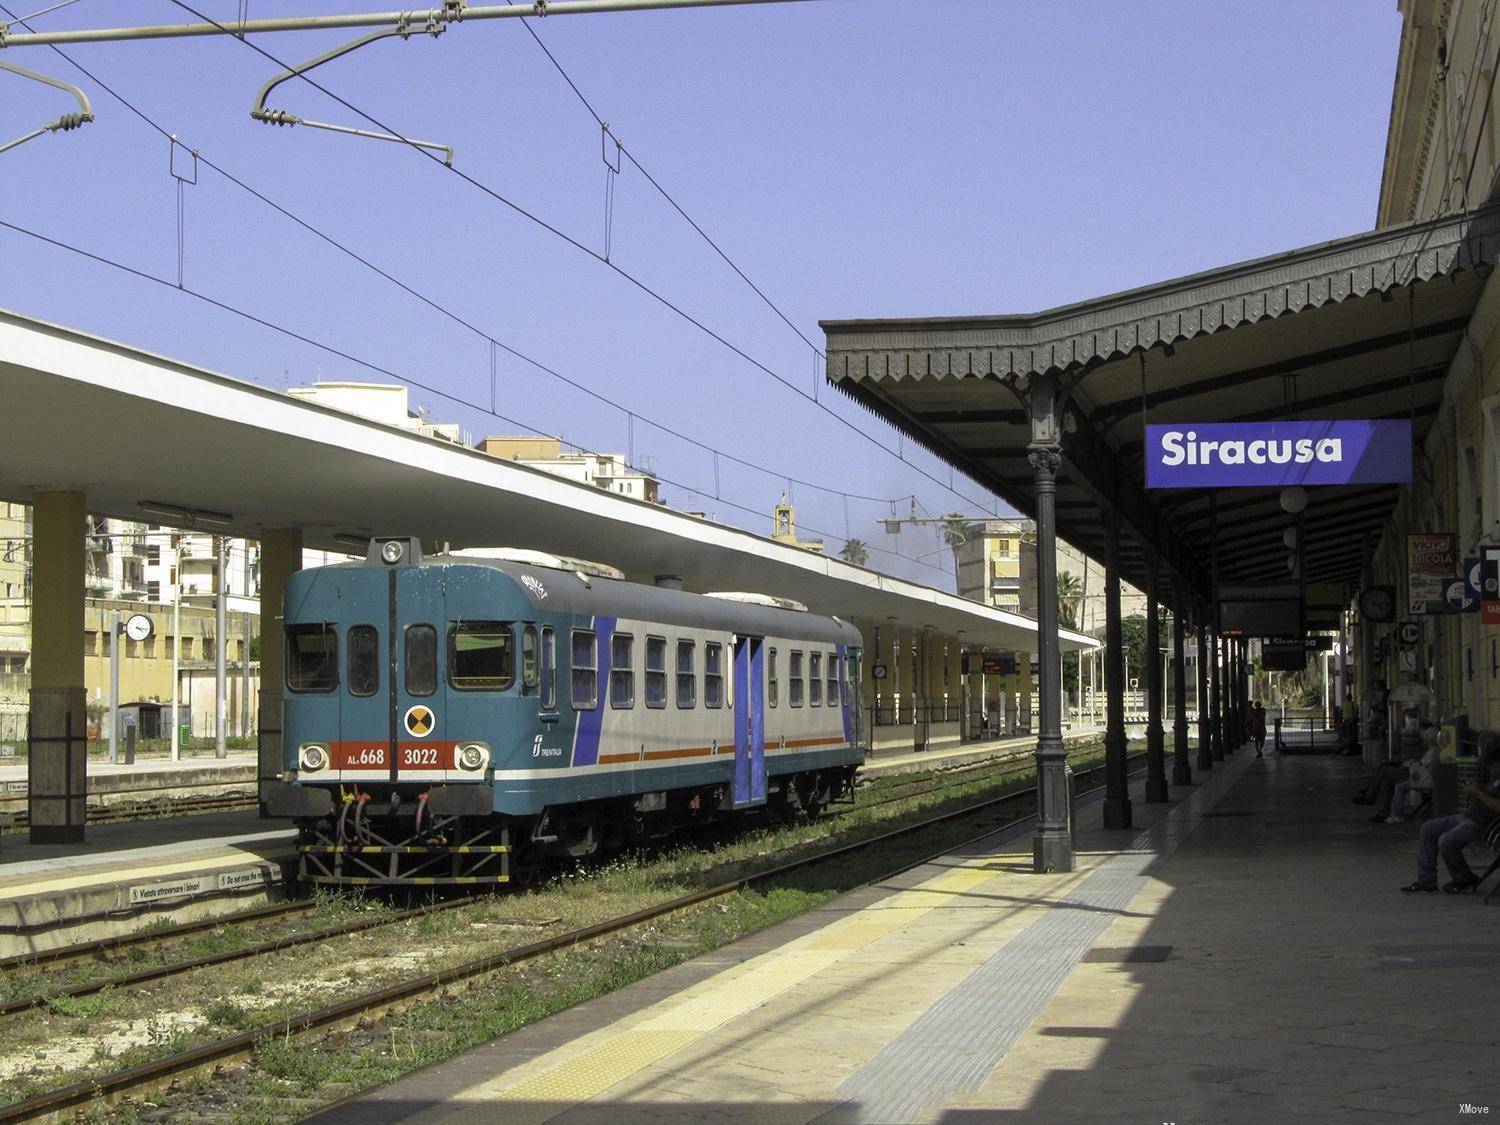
[1,1,1401,587]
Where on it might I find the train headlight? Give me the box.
[380,540,405,565]
[299,743,329,772]
[457,743,488,771]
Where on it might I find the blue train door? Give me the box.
[336,567,392,784]
[732,635,766,807]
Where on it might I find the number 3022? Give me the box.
[402,747,439,767]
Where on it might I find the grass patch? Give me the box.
[43,987,126,1019]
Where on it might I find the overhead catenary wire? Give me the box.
[0,2,955,519]
[0,216,963,581]
[160,0,1004,518]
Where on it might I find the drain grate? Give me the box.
[1080,945,1173,963]
[1202,810,1256,817]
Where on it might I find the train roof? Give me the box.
[301,553,861,644]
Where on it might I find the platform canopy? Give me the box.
[0,308,1091,653]
[823,206,1500,597]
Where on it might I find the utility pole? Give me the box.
[107,609,120,763]
[215,534,227,759]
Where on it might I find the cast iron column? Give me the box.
[1102,512,1132,830]
[1144,555,1168,801]
[1172,579,1192,786]
[1027,375,1072,873]
[1196,609,1214,771]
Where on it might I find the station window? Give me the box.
[571,630,597,710]
[789,650,804,708]
[676,640,696,708]
[827,652,839,707]
[286,623,338,693]
[645,635,667,709]
[521,625,539,695]
[611,633,635,708]
[347,625,379,697]
[767,647,778,708]
[406,624,437,696]
[448,621,513,691]
[705,642,724,708]
[809,652,823,706]
[540,626,556,710]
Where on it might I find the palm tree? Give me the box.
[1057,571,1083,630]
[839,538,869,566]
[940,516,973,582]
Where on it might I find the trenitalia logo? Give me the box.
[1145,420,1412,489]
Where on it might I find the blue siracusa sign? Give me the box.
[1144,420,1412,489]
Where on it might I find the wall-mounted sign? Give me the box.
[1483,548,1500,625]
[1407,533,1457,615]
[1144,420,1412,489]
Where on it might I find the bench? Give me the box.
[1474,817,1500,904]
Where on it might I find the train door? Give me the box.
[732,635,766,807]
[394,568,449,781]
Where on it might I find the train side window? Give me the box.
[448,621,514,691]
[611,633,635,708]
[767,647,778,708]
[789,650,804,708]
[676,640,696,708]
[406,624,438,696]
[347,625,379,696]
[827,651,839,706]
[704,642,724,708]
[521,625,539,695]
[645,635,667,709]
[571,630,598,710]
[809,652,823,706]
[287,623,338,693]
[541,627,556,710]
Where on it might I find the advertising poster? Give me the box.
[1407,533,1457,615]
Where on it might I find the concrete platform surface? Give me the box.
[0,751,257,785]
[315,751,1500,1125]
[0,810,296,957]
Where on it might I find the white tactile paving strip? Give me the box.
[834,755,1247,1123]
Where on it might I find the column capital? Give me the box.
[1026,446,1062,475]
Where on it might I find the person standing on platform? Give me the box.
[1249,701,1267,758]
[1401,738,1500,894]
[1340,691,1359,756]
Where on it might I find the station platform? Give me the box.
[0,750,257,789]
[861,727,1100,778]
[320,751,1500,1124]
[0,809,295,957]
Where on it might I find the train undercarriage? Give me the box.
[295,765,859,887]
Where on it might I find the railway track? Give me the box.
[0,755,1133,1122]
[0,748,1129,1029]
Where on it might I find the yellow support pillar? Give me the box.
[257,528,302,815]
[29,491,87,843]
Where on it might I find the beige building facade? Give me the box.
[1365,0,1500,734]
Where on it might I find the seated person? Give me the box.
[1401,737,1500,894]
[1386,737,1438,823]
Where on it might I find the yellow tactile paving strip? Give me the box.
[438,856,1088,1125]
[0,845,296,902]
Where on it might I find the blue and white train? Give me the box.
[264,539,866,886]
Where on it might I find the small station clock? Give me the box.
[1358,586,1397,624]
[123,613,154,642]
